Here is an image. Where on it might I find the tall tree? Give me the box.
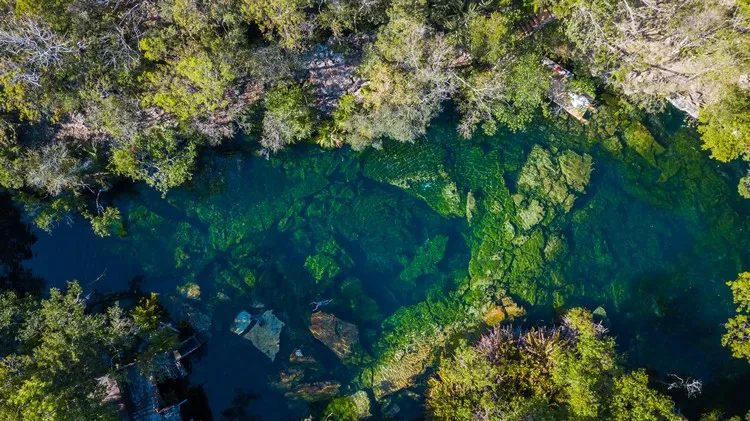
[0,282,138,420]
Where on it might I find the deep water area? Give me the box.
[24,106,750,419]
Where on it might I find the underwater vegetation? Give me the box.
[26,103,750,418]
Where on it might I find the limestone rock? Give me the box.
[304,35,372,113]
[667,93,700,119]
[466,191,476,224]
[310,312,360,360]
[244,310,284,361]
[516,197,545,230]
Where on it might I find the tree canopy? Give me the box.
[427,308,679,421]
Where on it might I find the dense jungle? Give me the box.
[2,0,750,420]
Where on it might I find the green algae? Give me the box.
[77,104,750,417]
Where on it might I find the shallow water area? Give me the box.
[25,109,750,419]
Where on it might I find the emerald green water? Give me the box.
[26,107,750,419]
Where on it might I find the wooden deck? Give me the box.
[542,58,595,122]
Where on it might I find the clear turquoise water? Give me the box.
[25,108,750,419]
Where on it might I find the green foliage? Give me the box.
[0,282,137,421]
[110,127,198,195]
[83,206,123,238]
[339,1,454,148]
[698,86,750,163]
[456,53,550,137]
[132,293,164,332]
[723,273,750,362]
[427,343,511,420]
[240,0,311,51]
[610,370,679,421]
[19,195,82,234]
[140,48,238,121]
[260,83,316,152]
[553,307,618,418]
[467,12,513,64]
[426,308,679,421]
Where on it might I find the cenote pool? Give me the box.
[24,107,750,419]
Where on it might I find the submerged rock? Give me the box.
[310,312,360,361]
[230,310,253,335]
[176,301,212,335]
[466,191,476,224]
[324,390,372,420]
[273,366,341,404]
[244,310,285,361]
[622,121,665,166]
[517,146,593,212]
[372,343,435,399]
[286,381,341,402]
[515,197,545,230]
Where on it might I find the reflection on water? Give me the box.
[26,109,750,418]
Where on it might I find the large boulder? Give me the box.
[310,312,360,361]
[517,146,593,213]
[244,310,285,361]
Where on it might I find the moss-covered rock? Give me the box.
[622,121,665,166]
[399,235,449,283]
[515,196,545,230]
[310,312,361,362]
[601,136,623,155]
[517,145,593,212]
[362,140,464,218]
[323,391,372,420]
[369,281,523,399]
[305,254,341,285]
